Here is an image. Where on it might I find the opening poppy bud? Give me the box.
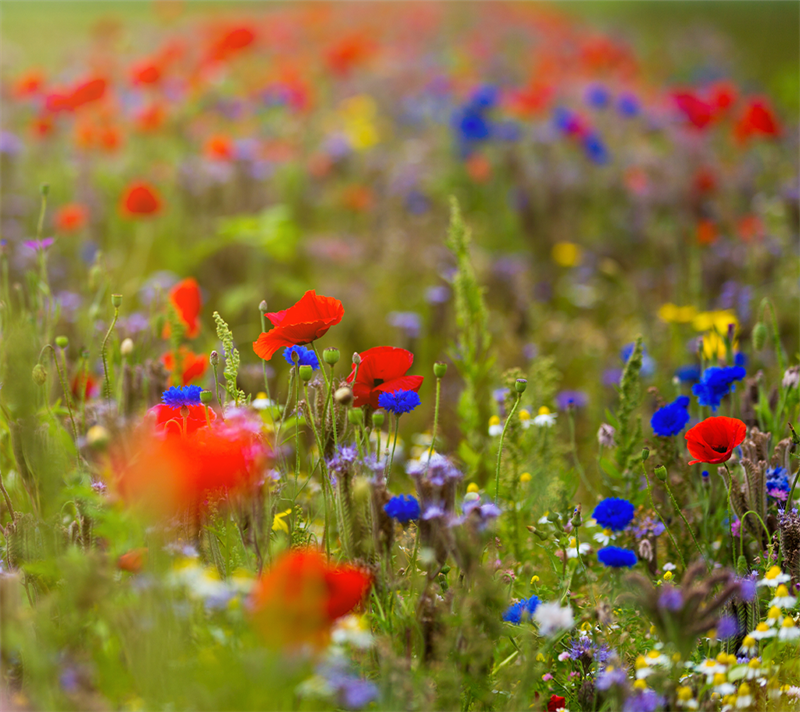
[120,338,134,356]
[752,322,767,351]
[348,408,363,425]
[200,390,213,405]
[258,300,268,313]
[335,387,353,406]
[180,405,190,418]
[210,350,219,365]
[515,378,528,394]
[641,447,650,461]
[434,362,448,378]
[32,363,47,386]
[55,335,68,349]
[372,410,385,428]
[299,364,313,382]
[654,465,668,481]
[111,294,122,308]
[323,348,340,365]
[352,352,362,366]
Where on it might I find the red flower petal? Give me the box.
[685,416,746,466]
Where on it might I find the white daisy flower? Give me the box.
[593,528,614,546]
[758,566,791,588]
[518,409,532,429]
[735,683,753,708]
[252,392,276,410]
[694,658,726,679]
[533,406,557,427]
[770,584,797,609]
[566,538,591,559]
[739,635,757,656]
[779,616,800,641]
[488,415,503,437]
[750,622,777,640]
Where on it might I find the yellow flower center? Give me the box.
[765,566,782,580]
[466,483,480,494]
[519,410,531,420]
[489,415,501,426]
[520,472,532,483]
[756,623,770,632]
[742,635,755,647]
[537,406,550,416]
[768,605,782,619]
[782,617,796,628]
[713,673,727,686]
[776,584,790,597]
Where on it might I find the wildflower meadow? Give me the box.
[1,2,800,710]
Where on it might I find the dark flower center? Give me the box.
[373,378,384,386]
[712,445,728,453]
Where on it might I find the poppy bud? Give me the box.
[323,348,340,365]
[259,300,268,313]
[111,294,122,308]
[571,504,582,527]
[372,410,385,428]
[299,365,313,382]
[352,352,362,366]
[348,408,363,425]
[200,390,213,405]
[335,387,353,406]
[40,183,49,197]
[120,338,134,356]
[32,363,47,386]
[654,465,667,481]
[641,448,650,461]
[55,336,68,349]
[210,350,219,366]
[752,322,767,351]
[434,362,447,378]
[515,378,528,394]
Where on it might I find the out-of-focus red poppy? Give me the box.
[130,59,162,86]
[30,115,54,139]
[341,184,373,212]
[112,417,267,517]
[709,81,737,113]
[99,125,123,153]
[54,203,88,233]
[696,219,717,246]
[466,153,492,183]
[672,91,713,130]
[685,416,746,466]
[692,167,717,196]
[121,181,162,217]
[734,97,780,143]
[325,34,374,76]
[253,290,344,361]
[71,372,99,401]
[506,80,553,117]
[69,77,107,111]
[117,548,148,573]
[347,346,424,409]
[208,25,256,63]
[161,347,208,386]
[147,400,215,436]
[13,69,44,98]
[45,91,74,114]
[135,103,166,133]
[737,214,765,242]
[548,695,567,712]
[250,549,372,649]
[204,134,233,161]
[164,278,202,339]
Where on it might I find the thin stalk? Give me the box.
[427,375,442,463]
[101,305,120,404]
[386,415,401,480]
[495,393,521,503]
[641,463,686,570]
[304,382,332,558]
[662,478,707,568]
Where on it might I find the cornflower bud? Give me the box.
[210,350,219,365]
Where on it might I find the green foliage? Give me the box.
[613,335,644,476]
[213,311,246,406]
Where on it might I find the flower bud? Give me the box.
[200,390,213,405]
[32,363,47,386]
[299,365,313,382]
[335,387,353,406]
[571,504,582,528]
[86,424,109,450]
[348,408,364,425]
[40,183,49,197]
[323,348,340,365]
[641,447,650,462]
[654,465,667,481]
[352,352,362,366]
[55,336,68,349]
[120,338,134,356]
[210,350,219,366]
[514,378,528,394]
[752,322,767,351]
[259,300,268,313]
[433,362,448,378]
[111,294,122,308]
[372,410,385,428]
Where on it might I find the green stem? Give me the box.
[662,478,707,568]
[101,305,120,404]
[641,463,686,570]
[304,382,331,558]
[385,415,401,481]
[427,375,442,463]
[495,393,521,503]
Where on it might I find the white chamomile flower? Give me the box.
[735,683,754,708]
[565,538,591,559]
[533,406,557,427]
[252,392,276,410]
[518,409,532,429]
[750,622,777,640]
[739,635,757,656]
[593,528,613,546]
[779,616,800,641]
[694,658,726,679]
[770,584,797,609]
[758,566,791,588]
[488,415,503,437]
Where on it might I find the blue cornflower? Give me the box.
[283,345,319,369]
[766,466,790,500]
[616,92,640,118]
[592,498,635,532]
[453,105,491,143]
[378,389,421,415]
[469,85,500,109]
[384,494,420,523]
[502,595,540,624]
[734,352,748,368]
[583,133,610,165]
[556,390,588,410]
[597,546,637,568]
[692,366,746,411]
[651,395,691,437]
[675,364,701,383]
[585,84,610,109]
[161,385,203,408]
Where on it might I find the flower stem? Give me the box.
[641,462,686,570]
[101,305,120,404]
[427,375,442,462]
[662,478,707,567]
[495,393,521,503]
[386,415,400,481]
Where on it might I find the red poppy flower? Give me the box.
[161,347,208,386]
[548,695,567,712]
[685,416,746,466]
[13,69,44,98]
[130,60,162,86]
[734,97,780,143]
[253,290,344,361]
[672,91,713,130]
[166,278,202,338]
[147,401,215,436]
[325,34,374,76]
[135,103,166,133]
[696,219,717,246]
[71,372,99,401]
[250,549,372,649]
[54,203,88,233]
[204,134,233,161]
[346,346,424,409]
[121,181,162,217]
[208,25,256,63]
[68,77,107,111]
[117,548,147,573]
